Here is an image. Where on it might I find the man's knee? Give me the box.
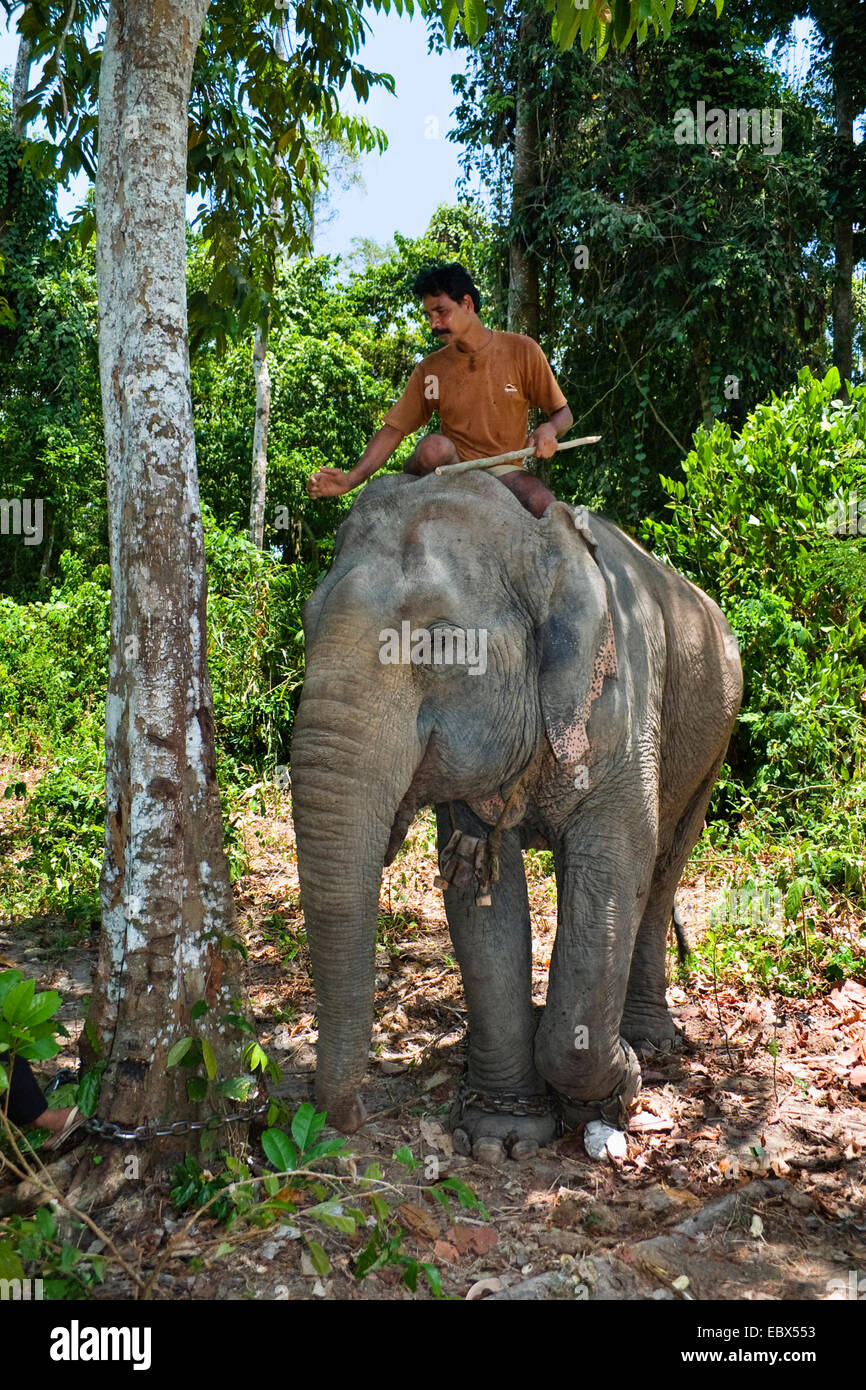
[498,471,556,518]
[406,433,459,475]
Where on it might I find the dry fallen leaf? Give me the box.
[433,1239,459,1265]
[419,1118,453,1156]
[447,1223,498,1256]
[629,1114,676,1133]
[397,1202,440,1242]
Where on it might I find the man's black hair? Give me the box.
[412,263,480,313]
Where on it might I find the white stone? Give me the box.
[584,1121,628,1162]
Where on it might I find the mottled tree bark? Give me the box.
[88,0,247,1148]
[507,9,540,343]
[249,319,271,548]
[11,33,32,138]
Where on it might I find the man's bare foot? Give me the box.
[33,1105,77,1134]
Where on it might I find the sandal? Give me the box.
[43,1106,86,1151]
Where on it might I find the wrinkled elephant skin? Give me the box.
[290,472,742,1158]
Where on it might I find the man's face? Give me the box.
[421,291,475,342]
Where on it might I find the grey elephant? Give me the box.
[290,471,742,1159]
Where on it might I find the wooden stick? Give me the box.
[434,435,601,476]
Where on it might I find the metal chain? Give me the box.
[455,1084,552,1120]
[82,1099,271,1143]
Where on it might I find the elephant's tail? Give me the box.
[672,901,693,963]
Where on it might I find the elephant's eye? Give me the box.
[418,622,489,677]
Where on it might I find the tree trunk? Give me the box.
[87,0,248,1156]
[249,318,271,549]
[12,34,32,138]
[832,75,854,391]
[507,10,540,342]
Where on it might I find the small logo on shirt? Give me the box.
[504,383,518,393]
[424,374,439,400]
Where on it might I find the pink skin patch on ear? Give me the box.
[548,609,618,765]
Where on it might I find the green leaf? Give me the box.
[202,1038,218,1081]
[77,1068,101,1118]
[261,1127,298,1172]
[186,1075,208,1103]
[219,1013,255,1035]
[822,366,841,394]
[784,878,806,919]
[306,1239,330,1277]
[392,1145,421,1171]
[3,978,35,1023]
[18,1037,60,1061]
[291,1101,324,1154]
[36,1206,56,1240]
[421,1262,445,1298]
[21,990,61,1027]
[369,1194,390,1223]
[462,0,488,44]
[0,1241,25,1281]
[441,0,459,43]
[190,1000,209,1022]
[214,1075,256,1101]
[166,1037,193,1068]
[614,0,632,45]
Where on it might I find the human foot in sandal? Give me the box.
[35,1106,85,1150]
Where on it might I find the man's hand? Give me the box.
[526,422,559,459]
[307,467,354,499]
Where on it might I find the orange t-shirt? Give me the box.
[383,331,568,465]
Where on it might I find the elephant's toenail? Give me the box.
[510,1140,539,1162]
[452,1128,471,1156]
[473,1137,507,1164]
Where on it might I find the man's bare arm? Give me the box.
[307,423,405,499]
[526,404,574,459]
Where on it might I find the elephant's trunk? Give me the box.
[291,635,418,1132]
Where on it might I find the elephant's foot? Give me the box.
[552,1038,642,1132]
[620,1005,685,1057]
[449,1083,557,1164]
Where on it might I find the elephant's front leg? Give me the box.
[435,802,557,1161]
[534,807,656,1129]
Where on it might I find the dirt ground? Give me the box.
[1,790,865,1301]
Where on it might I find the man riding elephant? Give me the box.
[306,262,574,519]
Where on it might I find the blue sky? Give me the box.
[0,7,470,256]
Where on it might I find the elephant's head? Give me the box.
[290,471,616,1131]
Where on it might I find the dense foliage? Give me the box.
[0,7,863,990]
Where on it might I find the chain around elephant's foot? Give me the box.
[449,1081,557,1164]
[552,1038,643,1132]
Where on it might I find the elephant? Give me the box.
[290,469,742,1160]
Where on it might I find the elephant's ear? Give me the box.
[533,503,617,765]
